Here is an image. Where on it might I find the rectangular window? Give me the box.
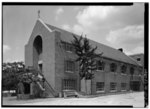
[121,83,126,90]
[62,42,74,52]
[110,82,117,90]
[97,61,105,71]
[65,60,75,72]
[137,58,141,61]
[63,79,76,90]
[96,82,104,91]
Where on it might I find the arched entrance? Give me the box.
[33,36,43,72]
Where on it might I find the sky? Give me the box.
[3,3,144,62]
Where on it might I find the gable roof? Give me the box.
[42,20,140,66]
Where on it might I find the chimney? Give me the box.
[118,48,123,52]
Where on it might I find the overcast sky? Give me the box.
[3,3,144,62]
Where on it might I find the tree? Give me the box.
[71,34,102,93]
[2,61,25,91]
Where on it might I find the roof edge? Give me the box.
[38,18,53,33]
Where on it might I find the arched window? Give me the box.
[33,36,43,70]
[110,63,117,72]
[121,65,127,74]
[33,36,42,55]
[96,61,105,70]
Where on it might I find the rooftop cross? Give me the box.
[38,10,40,18]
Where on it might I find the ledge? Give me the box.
[110,72,117,75]
[96,90,105,93]
[121,73,127,76]
[65,71,74,73]
[66,51,73,53]
[96,70,104,72]
[121,90,127,92]
[110,90,117,92]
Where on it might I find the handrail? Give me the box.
[38,71,58,97]
[44,79,58,96]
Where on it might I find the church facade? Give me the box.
[25,18,144,96]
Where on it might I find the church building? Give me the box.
[25,18,144,97]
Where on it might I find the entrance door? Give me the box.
[38,63,42,73]
[23,83,30,94]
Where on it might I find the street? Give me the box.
[3,91,144,107]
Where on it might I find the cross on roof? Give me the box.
[38,10,40,18]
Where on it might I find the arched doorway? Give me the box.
[33,36,43,72]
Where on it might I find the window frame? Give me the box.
[96,82,105,92]
[121,65,127,74]
[110,63,117,72]
[65,60,75,73]
[96,61,105,71]
[130,67,135,75]
[62,41,74,53]
[121,83,127,91]
[110,82,117,91]
[137,58,141,61]
[63,79,76,90]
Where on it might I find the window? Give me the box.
[62,42,74,52]
[96,82,104,91]
[65,60,75,72]
[110,82,117,90]
[138,68,143,75]
[110,63,117,72]
[96,61,105,70]
[121,65,127,74]
[130,67,134,75]
[137,58,141,61]
[63,79,76,90]
[121,83,126,90]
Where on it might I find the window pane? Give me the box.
[121,83,126,90]
[63,42,73,52]
[63,79,76,90]
[110,63,117,72]
[97,61,105,70]
[121,65,127,73]
[110,82,117,90]
[96,82,104,91]
[65,60,75,72]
